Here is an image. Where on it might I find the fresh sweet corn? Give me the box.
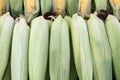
[87,14,112,80]
[29,16,49,80]
[11,17,30,80]
[71,14,92,80]
[9,0,23,17]
[50,15,70,80]
[105,15,120,80]
[24,0,40,23]
[78,0,91,14]
[0,13,14,80]
[0,0,6,16]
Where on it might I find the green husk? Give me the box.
[0,13,14,80]
[9,0,23,17]
[94,0,107,10]
[41,0,52,15]
[2,58,11,80]
[29,16,49,80]
[11,17,30,80]
[66,0,78,16]
[71,14,92,80]
[87,14,112,80]
[50,15,70,80]
[105,15,120,80]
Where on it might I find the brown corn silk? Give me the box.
[81,0,89,14]
[56,0,65,15]
[113,0,120,6]
[0,0,6,16]
[26,0,36,13]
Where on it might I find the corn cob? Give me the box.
[2,59,11,80]
[53,0,66,15]
[24,0,40,23]
[94,0,107,10]
[29,16,49,80]
[0,13,14,80]
[109,0,120,20]
[78,0,91,14]
[105,15,120,80]
[9,0,23,17]
[66,0,78,16]
[71,14,92,80]
[41,0,52,15]
[11,17,30,80]
[87,14,112,80]
[0,0,6,16]
[64,16,78,80]
[50,15,70,80]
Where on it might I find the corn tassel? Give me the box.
[109,0,120,20]
[53,0,66,15]
[66,0,78,16]
[64,16,78,80]
[29,16,49,80]
[0,13,14,80]
[71,14,92,80]
[11,17,30,80]
[9,0,23,17]
[105,15,120,80]
[50,15,70,80]
[94,0,107,10]
[0,0,6,16]
[78,0,91,14]
[24,0,40,23]
[87,14,112,80]
[41,0,52,15]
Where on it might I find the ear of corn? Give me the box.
[78,0,91,14]
[41,0,52,15]
[2,59,11,80]
[66,0,78,17]
[24,0,40,23]
[94,0,107,10]
[64,16,78,80]
[11,17,30,80]
[9,0,23,17]
[109,0,120,20]
[87,14,112,80]
[0,0,6,16]
[53,0,66,15]
[50,15,70,80]
[29,16,49,80]
[105,15,120,80]
[71,14,92,80]
[0,13,14,80]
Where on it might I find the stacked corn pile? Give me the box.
[0,0,120,80]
